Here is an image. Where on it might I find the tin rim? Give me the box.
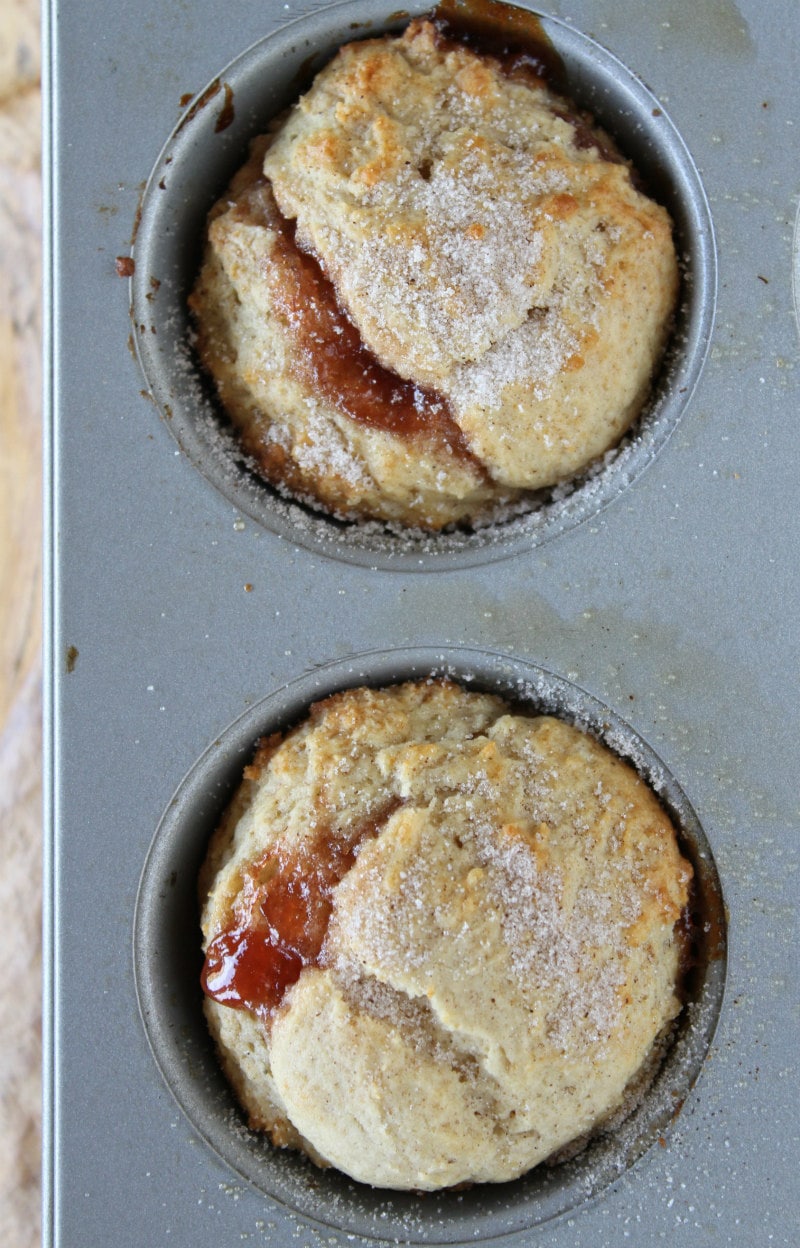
[133,646,727,1243]
[130,0,717,572]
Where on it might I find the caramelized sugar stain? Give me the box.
[431,0,567,91]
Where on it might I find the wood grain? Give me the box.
[0,0,43,1244]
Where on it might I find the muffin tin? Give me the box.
[44,1,799,1245]
[130,1,715,568]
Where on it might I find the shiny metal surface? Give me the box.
[44,1,799,1244]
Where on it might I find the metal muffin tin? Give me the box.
[129,1,715,570]
[44,1,799,1245]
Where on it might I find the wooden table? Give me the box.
[0,3,43,1245]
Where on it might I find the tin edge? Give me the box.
[41,0,58,1240]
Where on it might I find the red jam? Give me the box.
[202,806,400,1019]
[265,209,477,462]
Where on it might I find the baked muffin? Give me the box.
[199,680,693,1191]
[189,17,679,529]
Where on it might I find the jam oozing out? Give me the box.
[202,807,399,1019]
[202,924,303,1014]
[264,205,478,463]
[431,0,567,92]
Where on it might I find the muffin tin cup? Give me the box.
[134,646,726,1245]
[131,0,716,571]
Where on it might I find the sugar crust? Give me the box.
[200,680,692,1190]
[190,21,679,529]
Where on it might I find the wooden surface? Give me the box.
[0,1,42,1245]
